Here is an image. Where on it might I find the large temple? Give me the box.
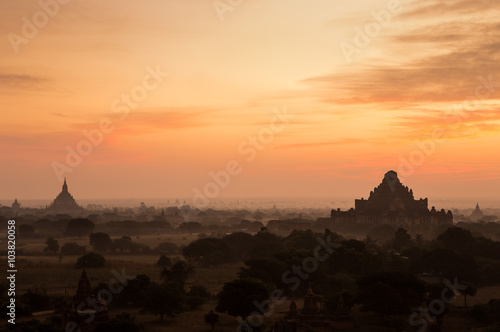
[331,170,453,227]
[48,178,84,213]
[62,262,109,331]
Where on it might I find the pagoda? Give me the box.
[273,284,334,332]
[471,203,484,220]
[48,178,83,213]
[62,261,108,331]
[330,170,453,227]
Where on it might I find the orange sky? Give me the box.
[1,0,499,203]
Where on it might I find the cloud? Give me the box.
[301,0,500,107]
[0,74,47,89]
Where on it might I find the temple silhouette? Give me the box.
[471,203,484,220]
[47,178,83,213]
[62,261,108,331]
[273,284,353,332]
[331,170,453,227]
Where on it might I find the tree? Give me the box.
[419,248,480,282]
[204,310,219,331]
[64,218,95,237]
[142,283,184,322]
[459,282,477,308]
[113,236,134,253]
[89,232,112,251]
[357,271,427,316]
[177,222,203,233]
[216,278,270,318]
[156,241,179,255]
[183,238,235,267]
[437,227,473,253]
[187,285,211,310]
[75,252,106,268]
[95,312,140,332]
[44,237,59,254]
[156,255,172,268]
[160,259,194,289]
[118,274,151,307]
[61,242,86,255]
[391,228,412,251]
[18,224,35,238]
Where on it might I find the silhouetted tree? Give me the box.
[156,241,179,255]
[60,242,85,255]
[160,259,194,289]
[178,222,203,233]
[357,271,427,316]
[156,255,172,268]
[419,248,480,282]
[204,310,219,331]
[89,232,112,251]
[95,312,140,332]
[75,252,106,268]
[437,227,473,253]
[183,238,235,267]
[216,278,270,318]
[118,274,151,307]
[44,237,59,254]
[459,282,477,307]
[142,283,184,322]
[18,224,35,237]
[186,285,211,310]
[391,228,412,251]
[112,236,134,253]
[64,218,95,237]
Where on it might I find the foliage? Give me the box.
[204,310,219,331]
[142,283,184,322]
[75,252,106,268]
[357,271,427,316]
[160,259,194,289]
[64,218,95,237]
[216,278,270,318]
[89,232,112,251]
[60,242,86,255]
[18,224,35,238]
[156,255,172,268]
[183,237,235,267]
[44,237,59,254]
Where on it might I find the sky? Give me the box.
[1,0,500,205]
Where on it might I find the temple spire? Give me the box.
[62,177,68,192]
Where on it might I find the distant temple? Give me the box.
[48,178,83,213]
[273,284,353,332]
[62,262,108,331]
[331,171,453,227]
[11,198,20,215]
[471,203,484,220]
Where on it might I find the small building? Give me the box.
[62,262,108,332]
[273,284,353,332]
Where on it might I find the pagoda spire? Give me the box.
[62,177,68,192]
